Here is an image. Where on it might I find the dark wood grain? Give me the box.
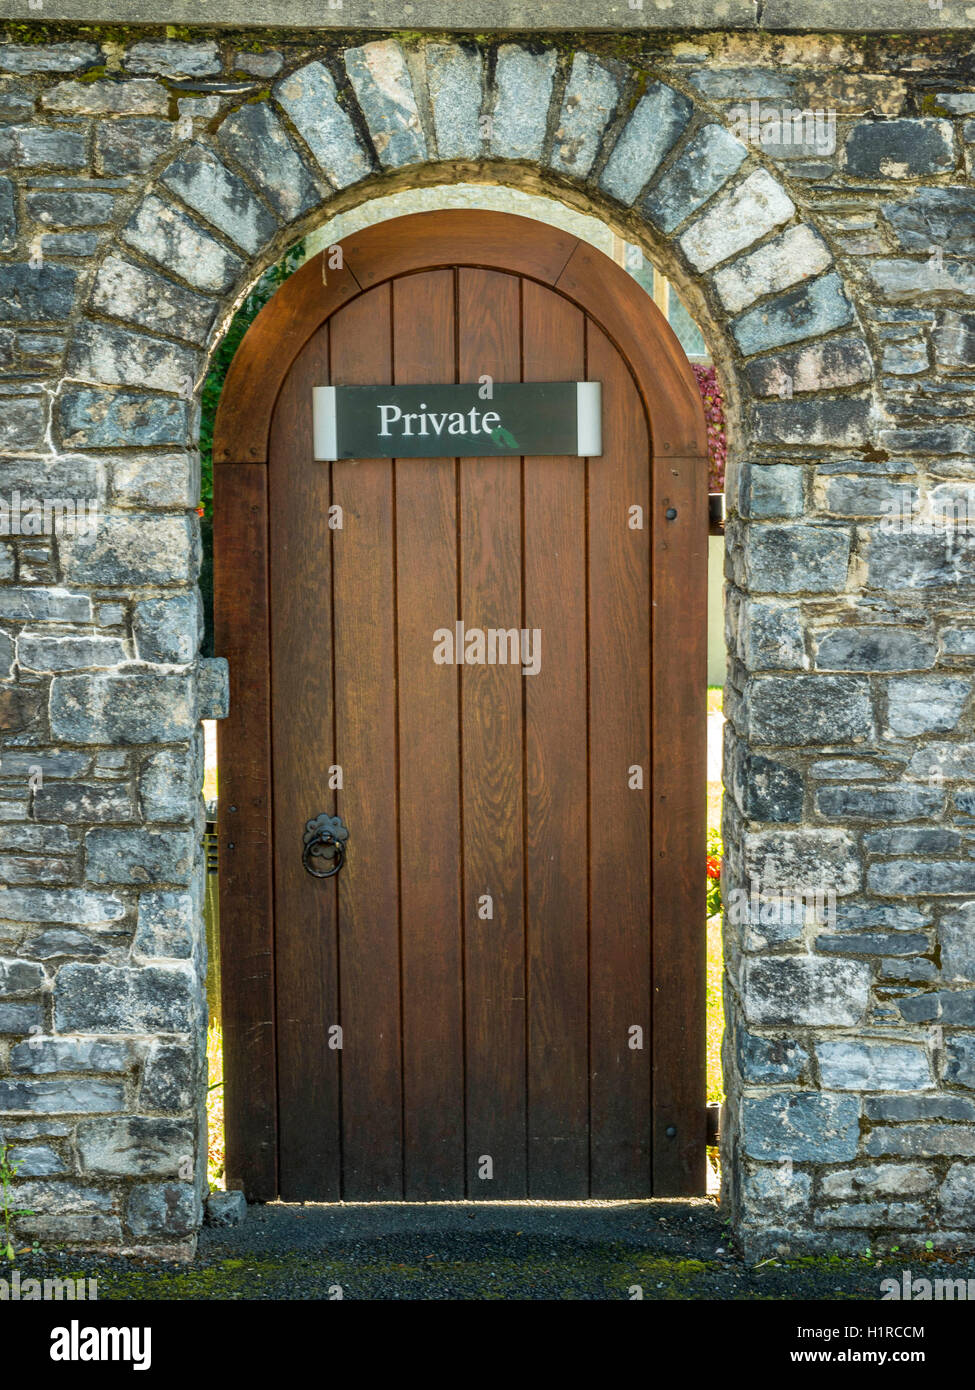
[268,322,342,1201]
[586,321,653,1198]
[213,462,277,1200]
[521,279,589,1196]
[458,267,526,1198]
[392,269,465,1198]
[329,284,404,1198]
[215,211,709,1201]
[651,452,708,1195]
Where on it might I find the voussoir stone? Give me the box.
[599,81,691,205]
[160,144,278,255]
[550,53,623,178]
[275,60,373,188]
[489,45,557,161]
[218,103,321,223]
[424,43,483,161]
[642,123,747,234]
[680,169,794,273]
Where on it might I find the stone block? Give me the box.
[95,119,173,176]
[122,196,244,295]
[91,253,216,345]
[77,1116,195,1176]
[741,1092,860,1163]
[744,524,850,594]
[680,169,794,272]
[133,595,199,666]
[160,144,278,255]
[712,223,832,315]
[745,334,873,397]
[33,781,136,824]
[69,320,198,396]
[814,627,935,672]
[125,42,220,77]
[41,79,168,117]
[0,43,100,75]
[945,1036,975,1089]
[817,1041,931,1091]
[133,890,195,961]
[205,1189,247,1227]
[550,53,622,178]
[736,1029,809,1083]
[275,60,372,188]
[85,828,196,886]
[0,125,86,171]
[887,677,969,736]
[844,118,955,177]
[424,43,483,160]
[642,123,747,234]
[54,961,196,1033]
[140,1043,194,1111]
[344,41,425,170]
[218,103,320,222]
[50,672,196,745]
[599,81,691,205]
[10,1037,135,1074]
[742,955,870,1026]
[59,389,188,450]
[738,463,803,519]
[127,1181,201,1237]
[731,272,854,356]
[489,45,556,161]
[752,396,872,447]
[26,188,116,227]
[60,514,196,586]
[746,674,874,745]
[0,263,76,322]
[0,1078,125,1113]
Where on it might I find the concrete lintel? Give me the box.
[0,0,972,34]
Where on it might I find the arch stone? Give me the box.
[2,21,973,1263]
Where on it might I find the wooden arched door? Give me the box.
[214,211,708,1202]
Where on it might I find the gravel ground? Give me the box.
[14,1198,975,1301]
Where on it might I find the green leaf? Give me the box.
[491,425,519,449]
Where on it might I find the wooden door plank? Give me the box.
[330,284,404,1198]
[392,270,466,1198]
[268,324,342,1201]
[586,322,654,1198]
[457,268,526,1199]
[651,453,708,1195]
[521,280,589,1197]
[213,462,277,1200]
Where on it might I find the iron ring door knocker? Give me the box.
[302,813,349,878]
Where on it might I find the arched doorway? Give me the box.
[213,210,709,1203]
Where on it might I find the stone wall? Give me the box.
[0,20,973,1258]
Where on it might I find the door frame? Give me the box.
[213,209,710,1200]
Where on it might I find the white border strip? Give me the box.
[312,386,338,461]
[576,381,602,457]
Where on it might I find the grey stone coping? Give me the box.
[0,0,971,32]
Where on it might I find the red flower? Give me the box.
[706,855,722,880]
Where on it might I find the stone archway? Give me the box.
[18,31,966,1264]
